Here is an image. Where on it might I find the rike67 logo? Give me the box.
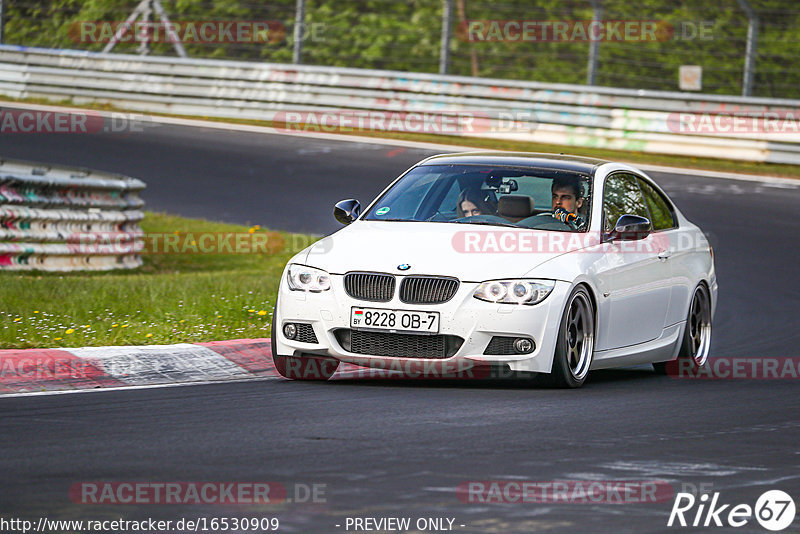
[668,490,796,531]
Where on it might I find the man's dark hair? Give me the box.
[551,175,583,199]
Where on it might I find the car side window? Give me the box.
[603,173,649,232]
[637,178,677,231]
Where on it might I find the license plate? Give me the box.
[350,307,440,334]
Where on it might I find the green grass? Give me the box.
[6,95,800,179]
[0,212,318,349]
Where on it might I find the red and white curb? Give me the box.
[0,339,405,397]
[0,339,278,396]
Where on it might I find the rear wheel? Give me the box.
[271,298,339,381]
[653,283,712,375]
[546,286,595,388]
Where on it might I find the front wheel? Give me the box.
[653,283,712,375]
[546,286,595,388]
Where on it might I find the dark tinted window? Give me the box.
[637,178,677,231]
[603,173,649,232]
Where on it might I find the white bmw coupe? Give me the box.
[272,152,717,387]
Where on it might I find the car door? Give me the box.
[636,175,688,328]
[595,173,672,350]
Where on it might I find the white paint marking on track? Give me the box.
[65,344,254,385]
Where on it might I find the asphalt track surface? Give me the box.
[2,120,800,533]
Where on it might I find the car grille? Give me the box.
[399,276,459,304]
[484,336,517,355]
[344,272,395,302]
[294,323,318,344]
[335,330,463,359]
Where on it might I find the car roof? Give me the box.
[417,151,610,174]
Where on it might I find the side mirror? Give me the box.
[609,214,651,241]
[334,199,361,225]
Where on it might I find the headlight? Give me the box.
[287,264,331,292]
[473,279,554,305]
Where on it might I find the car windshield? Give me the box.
[363,164,592,232]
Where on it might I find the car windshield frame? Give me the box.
[362,163,593,233]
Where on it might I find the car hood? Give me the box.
[302,221,588,282]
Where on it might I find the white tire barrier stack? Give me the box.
[0,158,145,271]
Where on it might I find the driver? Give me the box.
[551,176,585,226]
[457,187,498,217]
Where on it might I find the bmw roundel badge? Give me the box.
[397,264,411,271]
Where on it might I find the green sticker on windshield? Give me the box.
[375,207,390,216]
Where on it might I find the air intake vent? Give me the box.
[344,272,395,302]
[294,323,318,344]
[399,276,459,304]
[335,330,463,359]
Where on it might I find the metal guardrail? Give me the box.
[2,45,800,164]
[0,157,145,271]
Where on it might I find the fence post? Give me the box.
[136,0,152,56]
[736,0,758,96]
[0,0,6,45]
[293,0,306,64]
[439,0,453,74]
[735,0,758,97]
[586,0,602,85]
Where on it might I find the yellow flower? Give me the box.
[33,311,39,314]
[122,324,129,328]
[54,337,62,341]
[65,328,75,334]
[248,228,256,234]
[179,319,186,323]
[217,315,222,318]
[258,310,267,316]
[111,323,118,328]
[248,309,255,313]
[145,333,153,338]
[13,318,21,322]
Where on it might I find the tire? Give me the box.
[653,283,712,375]
[271,296,339,381]
[546,285,595,388]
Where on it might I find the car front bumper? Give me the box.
[273,271,571,374]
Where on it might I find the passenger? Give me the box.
[457,187,498,217]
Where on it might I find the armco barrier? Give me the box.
[0,158,145,271]
[2,45,800,164]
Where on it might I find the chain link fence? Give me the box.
[0,0,798,99]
